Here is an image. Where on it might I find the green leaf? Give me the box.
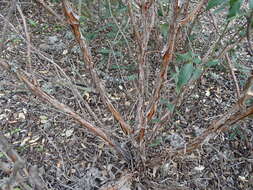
[193,57,201,64]
[213,4,228,14]
[206,0,225,10]
[0,152,5,158]
[250,0,253,9]
[160,23,169,37]
[160,98,168,104]
[177,63,194,92]
[158,8,163,16]
[11,128,21,135]
[150,119,161,123]
[166,102,175,112]
[210,72,220,80]
[106,31,116,38]
[191,67,203,81]
[176,51,193,62]
[98,48,122,56]
[228,0,243,18]
[149,138,163,147]
[206,59,220,68]
[160,98,175,112]
[28,19,38,27]
[86,32,97,41]
[126,74,138,81]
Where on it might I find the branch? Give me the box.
[170,104,253,156]
[225,53,240,98]
[246,10,253,56]
[146,1,180,122]
[127,1,142,49]
[135,2,156,142]
[16,4,32,74]
[148,102,253,167]
[62,0,132,135]
[0,0,16,55]
[210,12,240,99]
[0,14,103,126]
[179,0,208,26]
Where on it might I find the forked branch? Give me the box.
[146,1,180,122]
[146,0,209,123]
[0,59,117,149]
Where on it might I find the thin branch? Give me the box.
[62,0,132,135]
[149,12,238,140]
[225,53,240,98]
[246,9,253,56]
[135,2,156,142]
[146,1,180,122]
[107,0,133,59]
[127,0,142,49]
[16,4,32,74]
[34,0,66,24]
[178,0,208,26]
[170,104,253,156]
[210,12,240,98]
[0,11,104,127]
[149,102,253,166]
[217,21,246,59]
[0,0,16,55]
[217,36,245,59]
[146,0,208,123]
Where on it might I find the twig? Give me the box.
[170,104,253,156]
[149,10,238,141]
[210,12,240,98]
[107,0,134,60]
[217,36,245,59]
[217,21,246,59]
[16,4,32,74]
[1,59,132,162]
[225,53,240,98]
[246,10,253,56]
[178,0,207,26]
[146,0,208,123]
[34,0,66,24]
[145,1,180,122]
[135,2,156,142]
[0,0,16,55]
[127,1,142,49]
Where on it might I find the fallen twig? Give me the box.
[0,134,46,189]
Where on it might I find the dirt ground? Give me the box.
[1,1,253,190]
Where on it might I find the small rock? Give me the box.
[48,36,59,45]
[18,112,26,120]
[165,133,185,148]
